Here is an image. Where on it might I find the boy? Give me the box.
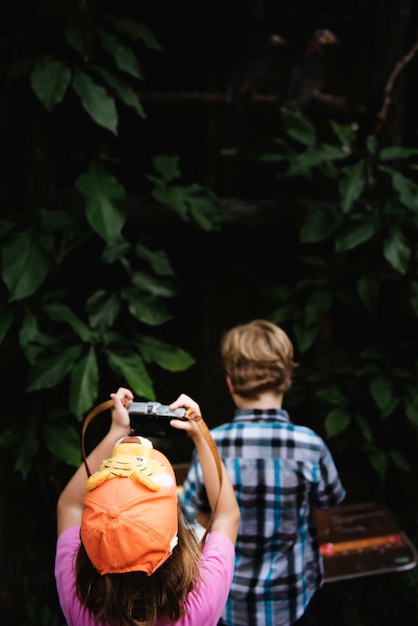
[181,319,346,626]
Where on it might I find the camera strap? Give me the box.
[81,399,223,548]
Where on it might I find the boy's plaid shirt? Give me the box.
[181,408,346,626]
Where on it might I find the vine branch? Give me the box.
[376,30,418,135]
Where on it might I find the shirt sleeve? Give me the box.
[181,456,211,516]
[158,530,235,626]
[54,526,99,626]
[314,441,346,507]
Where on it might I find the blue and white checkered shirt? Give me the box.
[181,408,346,626]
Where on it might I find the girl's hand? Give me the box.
[169,393,202,437]
[109,387,133,431]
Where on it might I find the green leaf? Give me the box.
[366,134,378,154]
[138,335,196,371]
[110,17,162,50]
[87,291,121,332]
[0,307,13,344]
[339,160,366,213]
[152,155,181,183]
[153,180,222,230]
[405,400,418,427]
[315,388,346,405]
[389,448,412,473]
[369,375,395,414]
[299,255,327,268]
[354,413,374,443]
[69,347,99,419]
[75,163,126,242]
[43,303,95,341]
[270,284,294,299]
[97,68,146,118]
[135,244,175,276]
[98,29,142,78]
[391,171,418,210]
[184,185,222,231]
[404,385,418,426]
[383,227,411,274]
[300,209,341,242]
[25,345,82,391]
[73,69,118,134]
[286,144,346,177]
[19,308,53,364]
[0,428,17,448]
[269,304,295,325]
[151,159,222,235]
[106,351,155,399]
[152,185,188,217]
[380,146,418,160]
[2,230,51,301]
[330,120,357,152]
[281,106,317,146]
[258,152,291,163]
[296,276,327,291]
[369,450,387,480]
[357,275,379,312]
[409,281,418,316]
[123,291,173,325]
[40,208,80,236]
[360,345,386,360]
[64,18,93,57]
[293,321,317,352]
[43,421,82,467]
[325,408,351,437]
[15,422,39,478]
[378,166,418,210]
[31,60,72,112]
[335,216,379,252]
[305,291,331,325]
[130,272,178,298]
[102,239,132,262]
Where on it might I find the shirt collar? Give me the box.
[233,407,291,424]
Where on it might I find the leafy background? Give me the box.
[1,1,418,624]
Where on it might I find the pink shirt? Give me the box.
[55,526,235,626]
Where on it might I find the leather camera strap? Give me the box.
[81,399,114,477]
[81,399,223,548]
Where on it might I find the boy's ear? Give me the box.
[225,375,235,394]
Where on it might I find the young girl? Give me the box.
[55,387,240,626]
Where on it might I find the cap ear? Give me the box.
[86,469,111,490]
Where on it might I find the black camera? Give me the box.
[128,401,188,438]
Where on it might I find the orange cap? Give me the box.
[81,444,178,576]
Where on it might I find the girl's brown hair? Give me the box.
[221,319,298,398]
[75,508,200,626]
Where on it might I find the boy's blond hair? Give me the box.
[221,319,298,398]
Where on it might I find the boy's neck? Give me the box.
[233,391,283,410]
